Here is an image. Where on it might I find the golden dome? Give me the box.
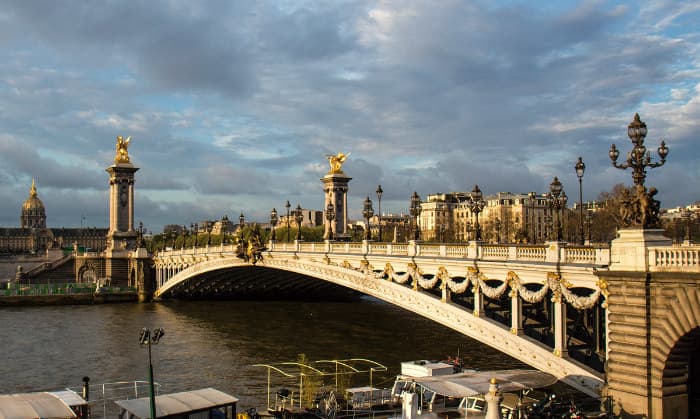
[22,178,45,211]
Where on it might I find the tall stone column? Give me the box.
[321,168,352,240]
[105,136,140,287]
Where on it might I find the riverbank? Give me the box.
[0,292,138,306]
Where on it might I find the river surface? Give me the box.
[0,298,526,410]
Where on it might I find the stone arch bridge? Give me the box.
[153,235,700,418]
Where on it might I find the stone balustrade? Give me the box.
[158,240,612,267]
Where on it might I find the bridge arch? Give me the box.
[155,255,603,397]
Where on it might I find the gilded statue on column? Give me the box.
[114,135,132,164]
[326,152,350,174]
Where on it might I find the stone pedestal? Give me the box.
[610,228,671,271]
[106,162,139,251]
[321,173,351,240]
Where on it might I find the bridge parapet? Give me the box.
[648,245,700,272]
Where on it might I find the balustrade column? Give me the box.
[473,285,483,317]
[441,284,451,303]
[510,289,523,335]
[552,294,568,357]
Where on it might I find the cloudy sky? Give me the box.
[0,0,698,232]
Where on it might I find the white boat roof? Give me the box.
[404,369,557,398]
[0,392,79,419]
[114,388,239,419]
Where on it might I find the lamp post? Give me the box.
[181,225,187,250]
[528,192,536,244]
[609,113,669,228]
[466,185,486,241]
[575,157,586,245]
[285,200,291,242]
[206,223,212,246]
[192,223,198,248]
[138,221,144,248]
[239,213,245,234]
[325,203,335,240]
[221,215,228,245]
[139,327,164,419]
[586,209,593,244]
[376,185,383,242]
[170,230,177,250]
[409,192,422,241]
[682,209,694,244]
[362,197,374,240]
[548,177,567,241]
[270,208,278,241]
[294,204,303,240]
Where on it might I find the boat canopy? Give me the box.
[114,388,238,419]
[404,369,558,398]
[0,391,84,419]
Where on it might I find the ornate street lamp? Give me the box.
[376,185,383,242]
[239,213,245,233]
[682,209,694,243]
[575,157,586,245]
[139,327,164,419]
[409,191,422,241]
[466,185,485,241]
[528,192,537,244]
[270,208,278,241]
[285,200,291,242]
[181,225,188,250]
[548,177,567,241]
[325,203,335,240]
[192,223,198,248]
[294,204,303,240]
[206,223,213,246]
[138,221,144,248]
[221,215,228,245]
[609,113,669,228]
[170,230,177,250]
[362,196,374,240]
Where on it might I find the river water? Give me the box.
[0,298,525,410]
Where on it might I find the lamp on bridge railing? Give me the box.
[170,230,177,250]
[191,223,198,248]
[239,213,245,234]
[325,203,335,240]
[206,223,213,246]
[466,185,485,241]
[376,185,383,242]
[294,204,304,240]
[221,215,229,245]
[285,200,291,242]
[139,327,164,419]
[409,191,422,241]
[137,221,144,248]
[575,157,586,245]
[528,192,537,244]
[609,114,669,228]
[548,177,567,242]
[362,196,374,240]
[270,208,278,241]
[181,225,188,250]
[682,208,695,244]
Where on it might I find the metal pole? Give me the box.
[148,342,157,419]
[578,177,584,245]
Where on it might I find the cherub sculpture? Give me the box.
[115,135,131,164]
[326,152,350,174]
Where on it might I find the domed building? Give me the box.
[20,179,46,229]
[0,180,108,254]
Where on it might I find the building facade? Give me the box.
[419,190,554,243]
